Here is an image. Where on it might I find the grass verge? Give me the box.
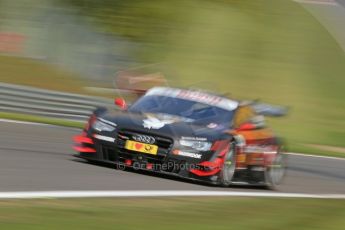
[0,197,344,230]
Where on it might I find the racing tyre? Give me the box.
[219,141,236,187]
[265,153,287,190]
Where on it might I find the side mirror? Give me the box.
[114,98,127,110]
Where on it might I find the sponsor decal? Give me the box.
[177,90,222,105]
[142,115,174,129]
[125,140,158,155]
[146,87,238,111]
[207,123,218,129]
[181,136,207,141]
[172,149,202,159]
[93,134,115,142]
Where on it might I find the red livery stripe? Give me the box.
[73,135,94,145]
[73,146,96,153]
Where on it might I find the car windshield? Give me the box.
[129,95,234,123]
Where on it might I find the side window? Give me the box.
[233,106,255,128]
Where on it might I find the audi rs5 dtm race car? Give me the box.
[73,87,287,189]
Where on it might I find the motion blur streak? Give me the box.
[0,1,345,228]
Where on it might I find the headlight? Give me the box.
[179,139,212,151]
[92,120,116,132]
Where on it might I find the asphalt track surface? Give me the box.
[337,0,345,7]
[0,121,344,194]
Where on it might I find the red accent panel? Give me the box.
[146,163,153,170]
[125,159,132,166]
[211,140,228,151]
[211,140,230,158]
[73,146,96,153]
[189,158,224,176]
[237,123,256,131]
[199,158,223,168]
[217,144,230,157]
[73,135,94,144]
[190,168,221,176]
[115,98,127,110]
[191,141,234,177]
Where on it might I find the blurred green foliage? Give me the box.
[59,0,192,43]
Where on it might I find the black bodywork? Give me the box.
[73,87,286,186]
[76,109,233,184]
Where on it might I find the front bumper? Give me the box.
[73,133,272,186]
[73,132,224,184]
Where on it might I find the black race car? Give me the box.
[73,87,287,188]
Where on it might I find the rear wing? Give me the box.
[251,102,288,117]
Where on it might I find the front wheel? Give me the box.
[219,141,236,187]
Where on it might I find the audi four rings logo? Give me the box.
[132,135,156,144]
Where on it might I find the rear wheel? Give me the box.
[219,141,236,187]
[265,153,287,189]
